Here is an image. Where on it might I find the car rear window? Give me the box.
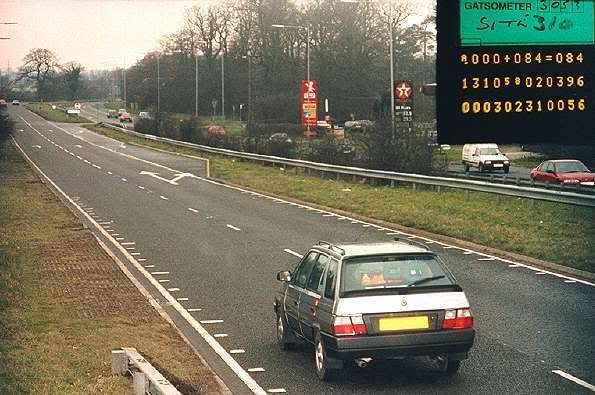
[341,254,453,294]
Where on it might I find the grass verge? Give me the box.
[0,138,220,393]
[25,103,90,123]
[84,124,595,272]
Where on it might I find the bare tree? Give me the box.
[17,48,60,100]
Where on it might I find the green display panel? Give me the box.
[460,0,595,46]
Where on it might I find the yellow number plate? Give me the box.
[378,316,429,331]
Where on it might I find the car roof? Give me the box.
[314,241,430,259]
[546,159,582,163]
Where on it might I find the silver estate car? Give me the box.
[274,240,475,381]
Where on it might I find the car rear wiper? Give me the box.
[407,275,446,287]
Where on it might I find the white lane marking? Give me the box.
[121,178,127,182]
[83,159,90,164]
[322,214,334,217]
[200,320,224,324]
[160,195,169,200]
[442,246,454,249]
[159,279,170,283]
[284,249,303,259]
[137,258,146,262]
[478,258,495,261]
[214,333,228,338]
[151,271,170,275]
[125,247,135,250]
[98,221,112,225]
[552,370,595,391]
[226,224,241,231]
[130,252,141,256]
[187,308,202,312]
[564,280,577,284]
[536,272,547,275]
[74,144,82,148]
[267,389,287,393]
[362,224,371,227]
[137,185,145,190]
[177,297,189,301]
[188,208,199,213]
[463,251,474,255]
[70,152,75,156]
[107,171,113,175]
[168,288,180,292]
[248,368,265,373]
[230,349,245,354]
[144,265,155,268]
[351,221,359,224]
[92,164,101,169]
[386,232,400,235]
[121,242,136,245]
[115,237,125,241]
[508,264,521,268]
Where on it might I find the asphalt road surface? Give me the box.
[9,105,595,394]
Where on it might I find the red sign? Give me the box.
[300,80,318,127]
[395,81,413,103]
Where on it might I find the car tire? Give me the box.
[478,163,484,173]
[434,354,461,376]
[464,163,470,173]
[276,311,295,351]
[504,166,510,174]
[314,332,341,381]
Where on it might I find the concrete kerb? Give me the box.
[11,137,231,395]
[208,176,595,282]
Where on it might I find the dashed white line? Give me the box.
[564,280,577,284]
[125,247,135,251]
[107,171,113,175]
[160,195,169,200]
[137,185,145,190]
[214,333,228,338]
[536,272,547,275]
[478,258,495,261]
[200,320,224,324]
[168,288,180,292]
[508,264,521,268]
[158,279,170,283]
[177,297,189,301]
[121,242,136,245]
[322,214,334,217]
[92,164,101,169]
[248,368,265,373]
[552,370,595,391]
[188,208,199,213]
[362,224,371,227]
[187,308,202,312]
[121,178,127,182]
[230,349,245,354]
[151,271,170,275]
[267,389,287,393]
[463,251,474,255]
[144,265,155,268]
[130,252,141,256]
[137,258,146,262]
[284,249,303,259]
[226,224,241,231]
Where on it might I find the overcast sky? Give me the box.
[0,0,434,73]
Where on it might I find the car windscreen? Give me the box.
[479,148,499,155]
[341,254,453,294]
[556,162,590,173]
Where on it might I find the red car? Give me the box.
[530,160,594,187]
[118,112,133,122]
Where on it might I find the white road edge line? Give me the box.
[552,370,595,391]
[283,249,303,259]
[11,135,267,395]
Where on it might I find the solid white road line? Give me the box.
[552,370,595,391]
[227,224,241,231]
[283,249,303,259]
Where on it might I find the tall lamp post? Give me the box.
[156,53,160,113]
[272,23,311,132]
[341,0,395,138]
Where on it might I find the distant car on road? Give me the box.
[462,143,510,173]
[107,110,118,118]
[274,240,475,381]
[11,100,20,105]
[118,112,132,122]
[207,125,226,136]
[138,111,151,119]
[530,159,594,186]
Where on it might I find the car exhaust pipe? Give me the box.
[355,357,372,368]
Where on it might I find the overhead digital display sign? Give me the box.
[437,0,594,145]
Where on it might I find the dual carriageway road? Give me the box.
[7,105,595,394]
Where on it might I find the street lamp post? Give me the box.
[341,0,395,138]
[272,23,311,132]
[221,51,225,118]
[156,53,160,113]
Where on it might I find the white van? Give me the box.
[462,143,510,173]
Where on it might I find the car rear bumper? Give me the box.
[321,328,475,360]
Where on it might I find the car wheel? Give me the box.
[434,354,461,376]
[464,163,470,172]
[276,311,294,351]
[504,166,510,174]
[314,332,342,381]
[478,163,484,172]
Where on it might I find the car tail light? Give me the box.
[331,315,367,336]
[442,308,474,329]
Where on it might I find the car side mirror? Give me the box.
[277,270,291,282]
